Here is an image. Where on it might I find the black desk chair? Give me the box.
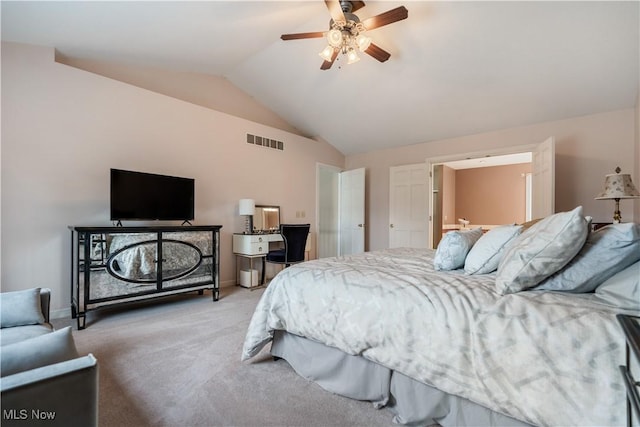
[264,224,310,281]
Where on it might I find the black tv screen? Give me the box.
[110,169,195,221]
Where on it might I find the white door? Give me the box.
[316,164,341,258]
[339,168,365,255]
[389,163,428,248]
[532,137,555,219]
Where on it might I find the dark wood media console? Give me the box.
[69,225,222,329]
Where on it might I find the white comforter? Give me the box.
[242,248,631,427]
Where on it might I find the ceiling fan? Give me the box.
[281,0,408,70]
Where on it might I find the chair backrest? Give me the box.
[281,224,310,264]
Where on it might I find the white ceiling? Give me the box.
[2,1,638,155]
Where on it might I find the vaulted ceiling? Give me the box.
[2,1,638,155]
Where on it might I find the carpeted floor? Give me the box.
[53,286,398,427]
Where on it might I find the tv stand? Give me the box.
[69,225,221,329]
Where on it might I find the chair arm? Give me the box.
[1,354,98,427]
[38,288,51,324]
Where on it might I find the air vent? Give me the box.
[246,133,284,151]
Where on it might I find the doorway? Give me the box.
[316,164,366,258]
[432,153,532,247]
[427,137,555,248]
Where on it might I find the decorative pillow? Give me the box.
[593,261,640,310]
[0,327,79,377]
[0,288,44,328]
[434,228,483,271]
[535,223,640,293]
[464,225,523,275]
[495,206,589,295]
[520,218,543,231]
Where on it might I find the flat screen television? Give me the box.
[110,169,195,221]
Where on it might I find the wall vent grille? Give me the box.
[246,133,284,151]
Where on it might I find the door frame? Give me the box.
[426,143,539,248]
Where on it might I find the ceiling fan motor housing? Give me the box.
[340,1,354,13]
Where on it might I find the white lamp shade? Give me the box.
[319,45,334,62]
[239,199,255,216]
[327,29,343,48]
[595,173,640,200]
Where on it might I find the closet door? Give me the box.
[389,163,429,248]
[339,168,365,255]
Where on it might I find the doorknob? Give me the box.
[390,224,394,228]
[358,224,363,227]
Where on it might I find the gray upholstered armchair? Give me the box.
[0,288,98,427]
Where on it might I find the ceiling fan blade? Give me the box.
[364,43,391,62]
[362,6,408,30]
[325,0,346,23]
[350,1,366,12]
[320,50,339,70]
[281,31,325,41]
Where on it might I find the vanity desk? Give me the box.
[233,233,283,288]
[233,205,311,288]
[232,233,312,288]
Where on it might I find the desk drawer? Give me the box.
[233,235,269,255]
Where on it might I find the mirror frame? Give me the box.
[253,205,281,233]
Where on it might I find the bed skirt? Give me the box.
[271,330,532,427]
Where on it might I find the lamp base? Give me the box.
[613,198,621,224]
[244,215,254,234]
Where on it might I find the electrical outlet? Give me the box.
[295,211,300,218]
[301,210,306,218]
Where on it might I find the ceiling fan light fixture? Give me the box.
[355,34,372,51]
[327,28,343,47]
[319,45,335,62]
[280,2,409,70]
[347,48,360,64]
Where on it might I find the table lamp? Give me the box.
[239,199,255,234]
[594,167,640,223]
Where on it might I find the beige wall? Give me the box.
[58,55,305,137]
[455,164,531,225]
[347,109,636,251]
[1,42,345,314]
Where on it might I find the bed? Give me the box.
[242,207,640,426]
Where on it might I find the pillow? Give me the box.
[520,218,543,231]
[434,228,483,271]
[535,223,640,293]
[0,327,79,377]
[0,288,44,328]
[495,206,589,295]
[464,225,523,275]
[593,261,640,310]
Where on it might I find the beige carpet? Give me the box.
[53,287,399,427]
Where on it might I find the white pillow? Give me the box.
[464,225,523,275]
[434,228,483,271]
[593,261,640,310]
[535,223,640,293]
[495,206,589,295]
